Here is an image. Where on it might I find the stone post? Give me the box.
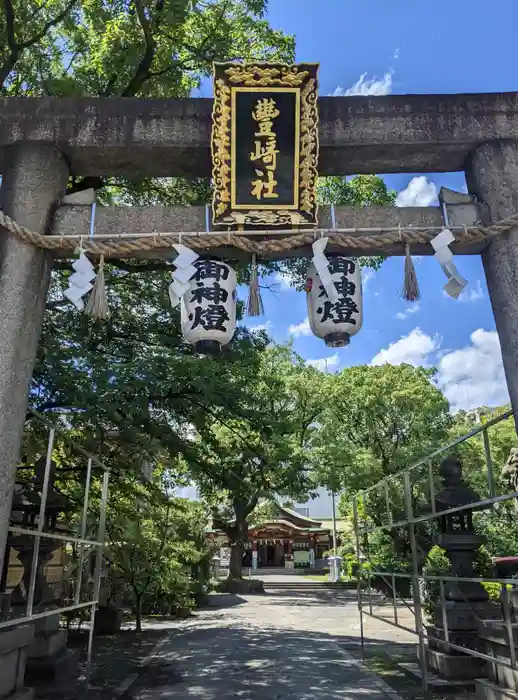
[465,141,518,425]
[0,142,69,584]
[308,538,316,569]
[284,540,294,570]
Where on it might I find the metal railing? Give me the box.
[351,409,518,697]
[1,408,110,695]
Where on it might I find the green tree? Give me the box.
[317,175,396,209]
[104,477,211,631]
[316,363,451,496]
[192,345,326,579]
[1,1,294,99]
[11,0,296,460]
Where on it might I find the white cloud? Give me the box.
[371,328,440,367]
[443,280,485,303]
[437,329,508,411]
[396,176,438,207]
[370,327,509,412]
[288,317,311,337]
[393,48,400,61]
[306,353,340,372]
[332,71,393,97]
[395,303,420,320]
[362,268,376,288]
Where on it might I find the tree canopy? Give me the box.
[191,345,326,578]
[1,1,294,98]
[314,363,451,495]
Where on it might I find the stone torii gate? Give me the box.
[1,90,518,586]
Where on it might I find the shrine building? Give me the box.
[208,504,340,570]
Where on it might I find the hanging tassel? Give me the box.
[85,255,109,320]
[246,254,264,317]
[402,242,421,302]
[399,226,420,302]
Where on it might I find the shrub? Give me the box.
[215,578,265,594]
[341,551,358,579]
[482,581,502,601]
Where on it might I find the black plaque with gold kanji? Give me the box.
[211,62,319,228]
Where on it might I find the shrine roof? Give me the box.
[248,518,329,533]
[276,505,323,527]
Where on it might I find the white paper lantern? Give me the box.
[181,259,237,352]
[306,256,363,347]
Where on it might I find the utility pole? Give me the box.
[325,358,339,560]
[325,358,340,581]
[331,489,338,555]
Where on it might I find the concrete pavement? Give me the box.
[127,588,413,700]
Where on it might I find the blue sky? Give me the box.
[246,0,514,412]
[179,0,517,516]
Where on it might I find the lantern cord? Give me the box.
[85,254,109,320]
[401,227,421,302]
[246,253,264,317]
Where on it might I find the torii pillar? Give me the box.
[465,141,518,424]
[0,142,69,586]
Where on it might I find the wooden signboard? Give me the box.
[211,62,319,228]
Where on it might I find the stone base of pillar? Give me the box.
[0,625,34,700]
[24,614,78,686]
[426,647,481,680]
[284,560,294,570]
[431,601,501,641]
[478,620,518,693]
[25,647,80,685]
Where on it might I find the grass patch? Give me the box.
[342,644,453,700]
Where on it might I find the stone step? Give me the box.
[261,581,356,588]
[476,677,518,700]
[262,587,355,594]
[400,661,476,693]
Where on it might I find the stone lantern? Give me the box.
[426,455,499,679]
[8,457,77,683]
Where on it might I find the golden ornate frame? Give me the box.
[211,62,319,228]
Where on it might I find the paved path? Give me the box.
[128,587,414,700]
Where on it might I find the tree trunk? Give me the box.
[134,593,143,632]
[217,499,257,582]
[228,540,244,580]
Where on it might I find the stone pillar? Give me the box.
[465,141,518,424]
[251,541,258,570]
[0,142,69,583]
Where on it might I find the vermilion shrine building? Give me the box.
[208,505,340,570]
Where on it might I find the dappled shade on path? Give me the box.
[129,591,404,700]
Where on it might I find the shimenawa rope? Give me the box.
[1,209,517,259]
